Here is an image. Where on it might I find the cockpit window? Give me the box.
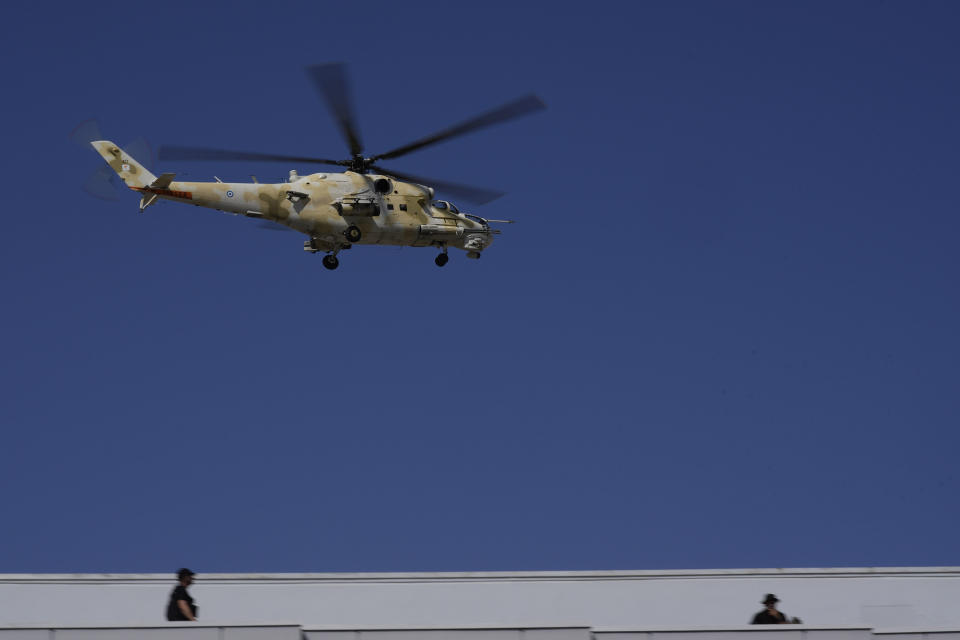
[449,202,460,214]
[432,201,448,211]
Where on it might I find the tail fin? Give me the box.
[90,140,157,189]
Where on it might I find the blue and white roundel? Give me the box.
[226,190,234,198]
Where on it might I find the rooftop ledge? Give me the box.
[298,626,960,632]
[1,567,959,583]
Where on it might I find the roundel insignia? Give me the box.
[121,163,131,172]
[226,190,234,198]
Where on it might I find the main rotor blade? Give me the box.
[306,63,364,157]
[371,165,505,205]
[159,145,345,167]
[371,94,546,162]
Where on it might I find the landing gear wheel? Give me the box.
[344,226,362,243]
[435,253,449,267]
[322,255,340,270]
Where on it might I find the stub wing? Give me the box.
[137,173,178,211]
[149,173,176,190]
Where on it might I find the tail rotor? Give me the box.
[72,119,154,201]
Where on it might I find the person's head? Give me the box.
[763,594,780,610]
[177,568,195,586]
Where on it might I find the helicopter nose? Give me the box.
[463,231,491,253]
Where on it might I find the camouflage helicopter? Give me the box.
[91,63,545,270]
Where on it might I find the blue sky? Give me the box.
[0,1,958,573]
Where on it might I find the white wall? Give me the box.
[0,569,958,630]
[0,625,301,640]
[0,626,956,640]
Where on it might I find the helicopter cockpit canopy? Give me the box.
[432,200,460,214]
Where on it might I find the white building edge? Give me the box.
[1,568,958,640]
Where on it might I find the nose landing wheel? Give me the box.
[435,253,449,267]
[322,254,340,270]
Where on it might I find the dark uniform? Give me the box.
[166,584,197,621]
[752,609,787,624]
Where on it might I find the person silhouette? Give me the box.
[751,594,800,624]
[166,568,198,621]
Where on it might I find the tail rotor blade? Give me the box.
[82,165,122,201]
[124,137,154,171]
[70,119,104,147]
[74,119,120,200]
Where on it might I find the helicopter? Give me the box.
[90,63,545,270]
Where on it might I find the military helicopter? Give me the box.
[90,63,545,270]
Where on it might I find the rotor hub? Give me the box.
[348,154,370,173]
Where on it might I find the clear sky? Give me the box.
[1,1,958,574]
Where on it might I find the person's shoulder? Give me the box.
[752,610,773,624]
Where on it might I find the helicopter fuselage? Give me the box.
[133,170,494,255]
